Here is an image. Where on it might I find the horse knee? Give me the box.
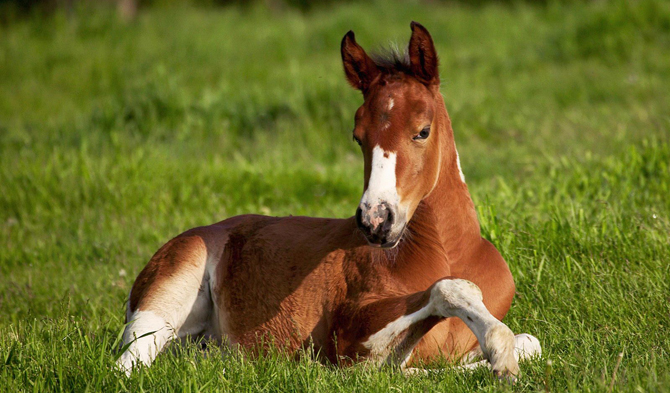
[430,278,483,317]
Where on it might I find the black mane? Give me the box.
[370,44,411,74]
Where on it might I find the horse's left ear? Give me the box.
[408,21,439,85]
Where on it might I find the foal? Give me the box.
[117,22,540,379]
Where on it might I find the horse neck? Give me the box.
[413,100,482,263]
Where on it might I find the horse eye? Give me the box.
[353,135,362,146]
[413,126,431,140]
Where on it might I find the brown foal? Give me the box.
[117,22,541,379]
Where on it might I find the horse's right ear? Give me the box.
[341,31,380,92]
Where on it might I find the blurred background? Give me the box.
[1,0,669,390]
[2,0,668,181]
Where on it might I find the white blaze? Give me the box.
[361,146,399,207]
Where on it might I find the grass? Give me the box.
[1,0,669,391]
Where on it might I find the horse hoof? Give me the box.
[485,324,520,381]
[493,367,519,383]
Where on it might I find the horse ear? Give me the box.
[341,31,380,91]
[408,21,439,85]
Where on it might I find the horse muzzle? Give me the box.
[356,202,404,248]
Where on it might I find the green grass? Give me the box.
[1,0,669,391]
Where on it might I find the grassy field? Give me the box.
[1,0,669,391]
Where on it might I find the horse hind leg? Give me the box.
[116,234,214,375]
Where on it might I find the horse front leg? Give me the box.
[428,278,519,378]
[336,277,519,379]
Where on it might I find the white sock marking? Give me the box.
[458,333,542,372]
[362,304,434,366]
[512,333,542,361]
[363,278,519,375]
[117,310,174,375]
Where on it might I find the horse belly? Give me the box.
[210,237,338,353]
[211,268,333,352]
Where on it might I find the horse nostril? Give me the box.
[356,203,397,244]
[355,207,365,230]
[381,207,394,234]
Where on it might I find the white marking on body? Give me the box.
[363,278,519,376]
[458,333,542,371]
[116,239,228,375]
[387,98,394,111]
[513,333,542,360]
[362,304,434,366]
[117,310,174,375]
[117,284,217,375]
[455,149,465,183]
[430,279,517,376]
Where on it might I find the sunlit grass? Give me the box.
[1,0,669,391]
